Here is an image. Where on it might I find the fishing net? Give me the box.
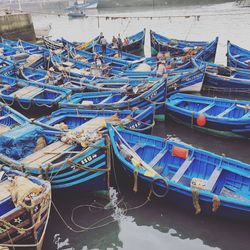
[9,176,43,206]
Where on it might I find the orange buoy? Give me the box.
[172,146,189,159]
[197,114,206,127]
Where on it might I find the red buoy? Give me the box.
[197,114,206,127]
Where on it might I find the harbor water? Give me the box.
[25,1,250,249]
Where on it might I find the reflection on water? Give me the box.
[27,2,250,250]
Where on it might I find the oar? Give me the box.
[236,104,250,110]
[112,125,160,177]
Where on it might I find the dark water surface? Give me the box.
[25,2,250,249]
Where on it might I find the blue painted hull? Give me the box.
[227,41,250,69]
[108,125,250,220]
[166,93,250,138]
[36,105,155,134]
[59,79,167,118]
[150,30,209,57]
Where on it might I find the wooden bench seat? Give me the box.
[171,157,194,183]
[21,141,73,169]
[14,86,43,98]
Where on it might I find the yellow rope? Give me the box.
[133,170,139,193]
[212,195,220,212]
[192,189,201,215]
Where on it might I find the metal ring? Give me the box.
[150,178,169,198]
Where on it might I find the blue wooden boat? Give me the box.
[150,30,210,57]
[85,30,146,56]
[50,52,126,78]
[166,93,250,138]
[0,165,51,249]
[118,29,146,56]
[194,60,250,94]
[0,37,49,57]
[62,36,100,52]
[0,101,29,134]
[19,67,64,85]
[37,105,155,133]
[43,37,64,50]
[166,65,205,95]
[68,46,132,69]
[91,44,143,62]
[0,58,15,76]
[0,74,71,110]
[123,38,218,77]
[108,124,250,220]
[66,77,161,92]
[119,63,205,95]
[19,66,102,92]
[227,41,250,69]
[59,78,167,120]
[0,123,111,192]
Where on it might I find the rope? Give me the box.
[212,195,220,212]
[133,170,138,193]
[192,189,201,215]
[140,96,165,105]
[124,119,155,132]
[67,160,111,173]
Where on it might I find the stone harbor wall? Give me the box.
[0,12,36,42]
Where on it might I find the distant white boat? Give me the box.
[235,0,250,7]
[65,0,98,11]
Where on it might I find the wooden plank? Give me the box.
[74,117,107,132]
[21,141,72,167]
[205,167,222,192]
[171,158,194,183]
[14,86,43,98]
[0,180,11,201]
[149,149,168,167]
[0,124,10,134]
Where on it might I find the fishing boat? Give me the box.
[68,46,132,69]
[123,38,218,78]
[0,37,49,57]
[119,29,146,56]
[194,60,250,94]
[0,101,29,134]
[166,65,205,95]
[150,30,210,57]
[166,93,250,138]
[227,41,250,69]
[0,74,71,110]
[108,124,250,220]
[120,63,205,95]
[65,0,98,12]
[66,77,161,92]
[0,123,111,192]
[36,105,155,134]
[50,52,126,78]
[0,165,51,249]
[43,37,64,51]
[83,30,146,56]
[0,58,15,76]
[91,44,143,62]
[59,78,167,120]
[19,67,64,86]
